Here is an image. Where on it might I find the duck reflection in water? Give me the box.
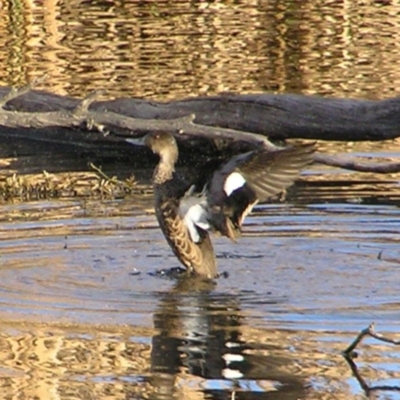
[148,277,308,400]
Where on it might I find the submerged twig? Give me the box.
[343,324,400,396]
[344,353,400,396]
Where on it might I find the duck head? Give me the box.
[127,132,179,166]
[144,132,177,155]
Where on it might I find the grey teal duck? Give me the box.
[133,132,315,279]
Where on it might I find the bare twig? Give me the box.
[0,76,47,108]
[97,112,278,149]
[0,86,31,108]
[343,323,400,355]
[73,90,105,116]
[343,324,400,396]
[90,162,114,181]
[89,162,132,188]
[315,153,400,174]
[0,104,278,149]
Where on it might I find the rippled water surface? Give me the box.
[1,171,400,399]
[1,0,400,99]
[1,0,400,398]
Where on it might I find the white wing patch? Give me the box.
[224,172,246,196]
[179,195,210,243]
[183,203,210,243]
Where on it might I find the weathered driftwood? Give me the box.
[2,86,400,141]
[0,86,400,175]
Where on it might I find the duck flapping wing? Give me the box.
[207,143,315,240]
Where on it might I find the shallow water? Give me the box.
[1,168,400,399]
[1,0,400,398]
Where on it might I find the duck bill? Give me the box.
[126,136,146,146]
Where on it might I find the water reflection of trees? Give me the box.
[149,277,307,400]
[2,1,400,98]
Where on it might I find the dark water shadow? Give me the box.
[146,276,307,400]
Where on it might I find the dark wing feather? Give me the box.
[239,143,315,200]
[208,143,315,239]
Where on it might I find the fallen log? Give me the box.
[1,86,400,142]
[0,85,399,176]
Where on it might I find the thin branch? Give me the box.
[0,87,29,108]
[0,75,47,108]
[73,90,105,116]
[343,323,400,355]
[97,112,278,149]
[315,153,400,174]
[0,104,278,149]
[89,162,131,187]
[343,354,370,393]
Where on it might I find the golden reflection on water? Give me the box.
[0,1,400,99]
[0,322,153,399]
[0,305,356,399]
[0,192,400,399]
[0,308,398,399]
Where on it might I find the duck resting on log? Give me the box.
[130,132,315,279]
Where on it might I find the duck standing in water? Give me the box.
[132,132,315,279]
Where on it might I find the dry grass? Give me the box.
[0,166,138,202]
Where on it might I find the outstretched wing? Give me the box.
[208,143,315,240]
